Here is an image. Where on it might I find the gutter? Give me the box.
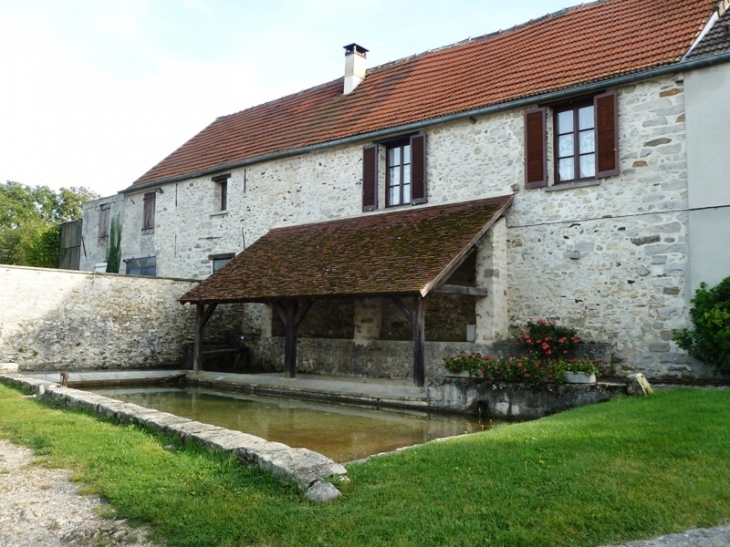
[123,51,730,195]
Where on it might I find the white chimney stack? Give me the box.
[343,43,368,94]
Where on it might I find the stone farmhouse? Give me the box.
[80,0,730,384]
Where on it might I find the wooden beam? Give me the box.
[389,296,413,328]
[273,300,287,325]
[200,302,218,329]
[413,296,427,387]
[193,302,218,372]
[293,299,315,329]
[436,284,489,297]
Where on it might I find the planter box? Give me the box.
[445,370,482,379]
[563,371,596,384]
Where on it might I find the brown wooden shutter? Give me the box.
[595,90,619,178]
[524,107,547,188]
[410,133,427,204]
[362,144,378,211]
[143,192,156,230]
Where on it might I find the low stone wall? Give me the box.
[0,265,239,371]
[0,373,345,502]
[249,338,614,380]
[427,376,625,419]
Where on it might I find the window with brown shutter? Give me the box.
[594,90,619,178]
[524,108,547,188]
[410,133,427,205]
[98,203,110,240]
[362,144,378,211]
[143,192,155,232]
[525,91,619,188]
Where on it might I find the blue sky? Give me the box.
[0,0,585,197]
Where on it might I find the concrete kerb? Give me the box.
[0,373,345,502]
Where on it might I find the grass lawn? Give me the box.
[0,382,729,547]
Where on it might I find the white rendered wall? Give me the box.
[685,63,730,291]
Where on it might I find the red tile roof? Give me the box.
[133,0,716,188]
[179,196,512,303]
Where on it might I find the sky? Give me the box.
[0,0,586,198]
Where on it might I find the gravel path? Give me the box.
[0,440,155,547]
[1,436,728,547]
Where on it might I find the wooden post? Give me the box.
[193,303,203,372]
[413,296,427,387]
[192,302,218,372]
[284,299,298,378]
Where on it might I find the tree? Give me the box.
[106,215,122,273]
[0,181,100,268]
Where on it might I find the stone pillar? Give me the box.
[475,217,508,342]
[353,298,382,345]
[259,303,273,339]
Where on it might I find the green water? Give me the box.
[92,387,485,462]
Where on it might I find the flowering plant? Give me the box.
[518,319,581,360]
[443,352,566,388]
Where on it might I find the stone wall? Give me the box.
[0,265,240,371]
[80,73,708,379]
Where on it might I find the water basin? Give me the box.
[92,387,486,462]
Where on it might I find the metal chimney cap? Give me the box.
[343,43,369,56]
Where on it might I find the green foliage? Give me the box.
[105,215,122,273]
[673,277,730,373]
[1,383,730,547]
[0,181,99,267]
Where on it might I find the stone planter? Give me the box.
[445,370,482,379]
[563,371,596,384]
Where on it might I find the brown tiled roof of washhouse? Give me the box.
[179,195,512,304]
[131,0,716,188]
[687,6,730,59]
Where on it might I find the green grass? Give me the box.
[1,383,729,547]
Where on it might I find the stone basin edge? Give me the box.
[0,372,345,503]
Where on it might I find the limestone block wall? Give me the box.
[0,265,237,371]
[84,72,700,378]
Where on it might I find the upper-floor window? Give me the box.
[143,192,156,232]
[362,133,427,211]
[212,173,231,212]
[525,90,618,189]
[386,140,411,207]
[555,102,595,183]
[98,203,110,241]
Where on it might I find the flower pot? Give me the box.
[563,371,596,384]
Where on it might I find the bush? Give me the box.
[673,277,730,374]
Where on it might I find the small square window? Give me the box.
[209,252,235,273]
[212,173,231,212]
[125,256,156,276]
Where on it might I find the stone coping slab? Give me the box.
[0,373,345,502]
